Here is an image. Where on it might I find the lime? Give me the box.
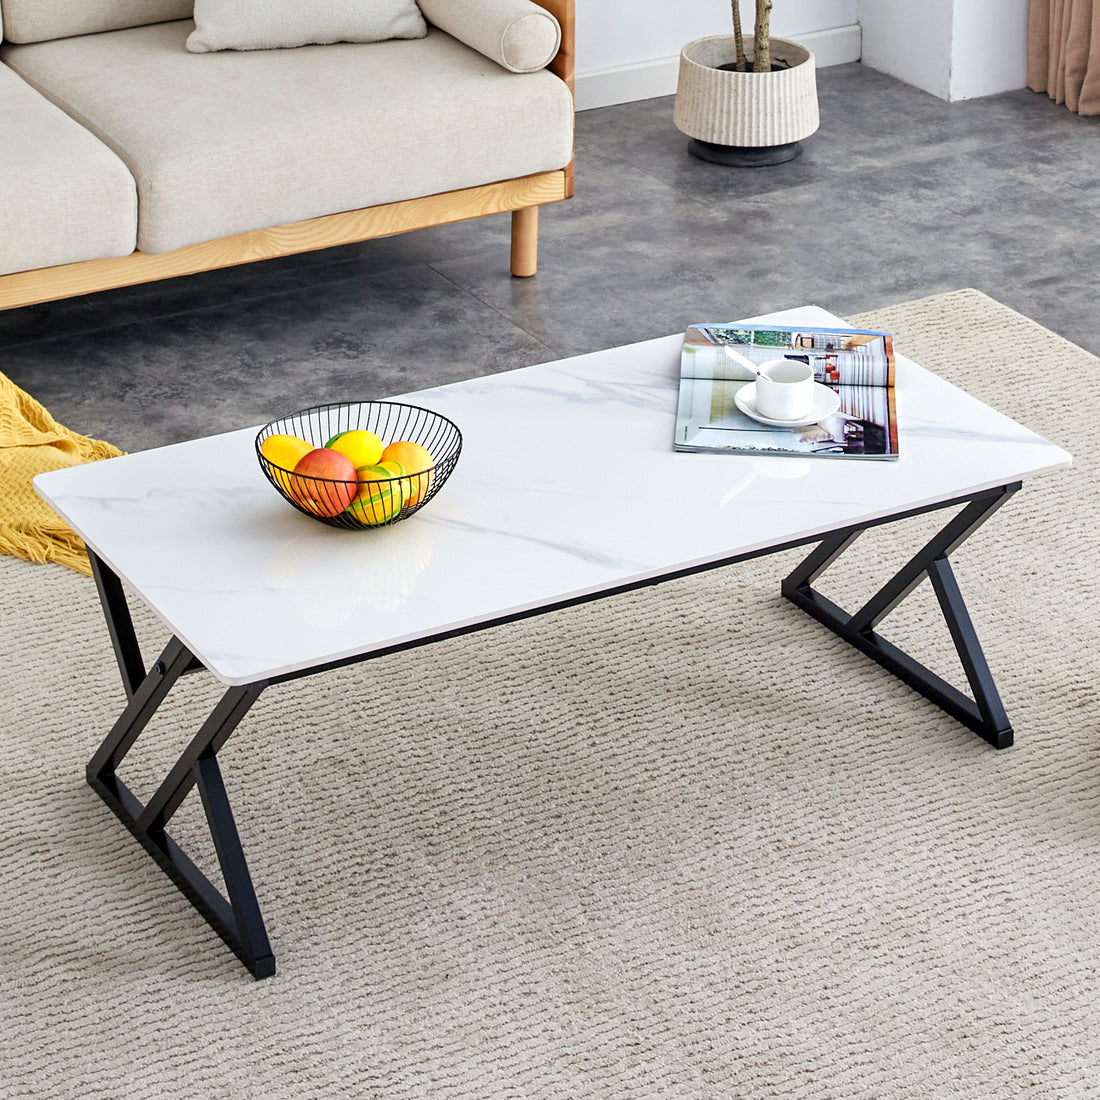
[347,482,406,525]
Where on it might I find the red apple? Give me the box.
[288,448,358,517]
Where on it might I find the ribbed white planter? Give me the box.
[673,36,819,165]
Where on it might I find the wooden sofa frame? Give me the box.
[0,0,574,312]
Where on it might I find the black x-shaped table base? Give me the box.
[84,481,1021,978]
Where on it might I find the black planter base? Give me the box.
[688,138,803,167]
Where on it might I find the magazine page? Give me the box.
[674,322,899,460]
[683,323,895,388]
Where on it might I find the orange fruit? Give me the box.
[380,440,434,506]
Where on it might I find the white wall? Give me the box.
[860,0,954,99]
[577,0,858,74]
[576,0,861,109]
[574,0,1029,110]
[948,0,1029,101]
[859,0,1028,100]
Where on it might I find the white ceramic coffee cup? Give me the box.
[754,358,815,420]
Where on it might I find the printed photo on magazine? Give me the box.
[674,322,900,460]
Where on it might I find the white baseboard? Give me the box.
[799,25,864,69]
[574,24,862,112]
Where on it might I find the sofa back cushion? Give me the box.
[0,63,137,274]
[186,0,425,53]
[0,0,192,44]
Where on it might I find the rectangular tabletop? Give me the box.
[35,307,1071,686]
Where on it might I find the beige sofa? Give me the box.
[0,0,574,311]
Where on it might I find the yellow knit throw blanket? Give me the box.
[0,371,123,576]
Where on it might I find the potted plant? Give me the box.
[673,0,819,166]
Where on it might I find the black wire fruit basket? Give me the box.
[256,401,462,530]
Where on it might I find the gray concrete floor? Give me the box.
[2,63,1097,452]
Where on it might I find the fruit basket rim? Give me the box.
[255,400,463,477]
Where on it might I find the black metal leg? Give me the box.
[84,555,275,977]
[88,636,195,783]
[137,683,266,834]
[845,490,1016,635]
[88,551,147,699]
[87,676,273,978]
[195,753,275,977]
[927,555,1012,739]
[782,484,1020,749]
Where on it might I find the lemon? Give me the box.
[261,434,315,493]
[327,429,384,469]
[261,433,313,471]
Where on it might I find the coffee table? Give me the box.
[34,306,1071,978]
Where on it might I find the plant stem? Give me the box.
[731,0,747,70]
[753,0,772,72]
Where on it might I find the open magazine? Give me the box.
[674,322,900,460]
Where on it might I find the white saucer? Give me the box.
[734,382,841,428]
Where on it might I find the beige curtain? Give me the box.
[1029,0,1100,114]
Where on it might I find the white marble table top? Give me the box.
[35,307,1071,686]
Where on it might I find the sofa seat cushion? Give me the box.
[0,64,136,277]
[1,21,574,256]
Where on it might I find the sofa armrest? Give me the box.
[418,0,561,74]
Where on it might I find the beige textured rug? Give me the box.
[2,289,1099,1098]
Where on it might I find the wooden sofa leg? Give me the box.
[510,206,538,277]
